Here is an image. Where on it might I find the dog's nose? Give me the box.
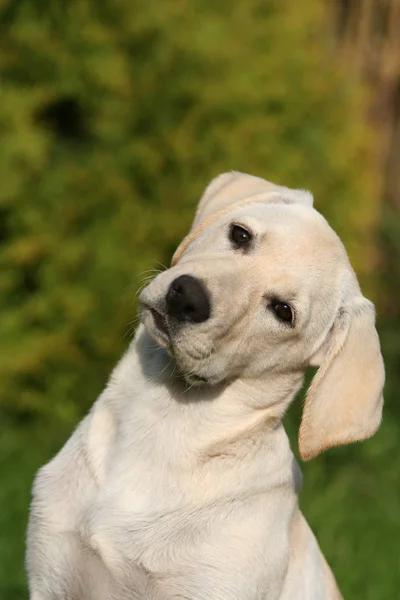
[166,275,211,323]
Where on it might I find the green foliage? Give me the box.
[0,0,379,417]
[0,1,398,598]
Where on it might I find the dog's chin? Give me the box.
[181,371,210,387]
[173,352,224,388]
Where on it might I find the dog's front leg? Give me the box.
[26,399,116,600]
[149,563,288,600]
[144,517,292,600]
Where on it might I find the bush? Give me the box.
[0,1,393,598]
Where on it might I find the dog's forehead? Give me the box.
[173,197,350,281]
[226,202,346,260]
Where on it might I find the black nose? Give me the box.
[166,275,211,323]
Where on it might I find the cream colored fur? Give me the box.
[26,172,384,600]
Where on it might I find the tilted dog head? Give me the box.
[140,172,384,459]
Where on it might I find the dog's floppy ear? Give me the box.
[192,171,313,229]
[299,299,384,460]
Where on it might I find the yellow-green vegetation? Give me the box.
[0,1,398,599]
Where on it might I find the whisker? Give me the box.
[125,269,162,293]
[160,356,174,375]
[155,261,168,271]
[183,376,202,394]
[124,315,142,339]
[133,278,156,301]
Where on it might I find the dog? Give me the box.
[27,172,385,599]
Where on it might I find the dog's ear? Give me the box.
[192,171,313,229]
[299,299,384,460]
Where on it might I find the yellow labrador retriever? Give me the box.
[27,172,384,600]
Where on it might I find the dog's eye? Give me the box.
[272,302,293,324]
[230,224,253,248]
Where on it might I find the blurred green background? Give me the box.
[1,0,399,598]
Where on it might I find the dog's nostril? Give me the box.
[166,275,210,323]
[171,281,183,295]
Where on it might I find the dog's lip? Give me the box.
[183,373,209,386]
[146,306,169,337]
[140,303,171,349]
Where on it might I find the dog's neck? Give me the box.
[110,326,304,464]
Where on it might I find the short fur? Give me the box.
[27,172,384,600]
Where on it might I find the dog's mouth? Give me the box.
[140,302,213,387]
[182,373,209,387]
[139,303,170,348]
[150,308,169,336]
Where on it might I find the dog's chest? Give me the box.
[79,468,295,600]
[79,472,241,600]
[75,384,298,596]
[79,435,210,574]
[80,433,264,587]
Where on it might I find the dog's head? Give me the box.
[140,172,384,459]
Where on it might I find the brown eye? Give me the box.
[273,302,293,324]
[230,224,253,248]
